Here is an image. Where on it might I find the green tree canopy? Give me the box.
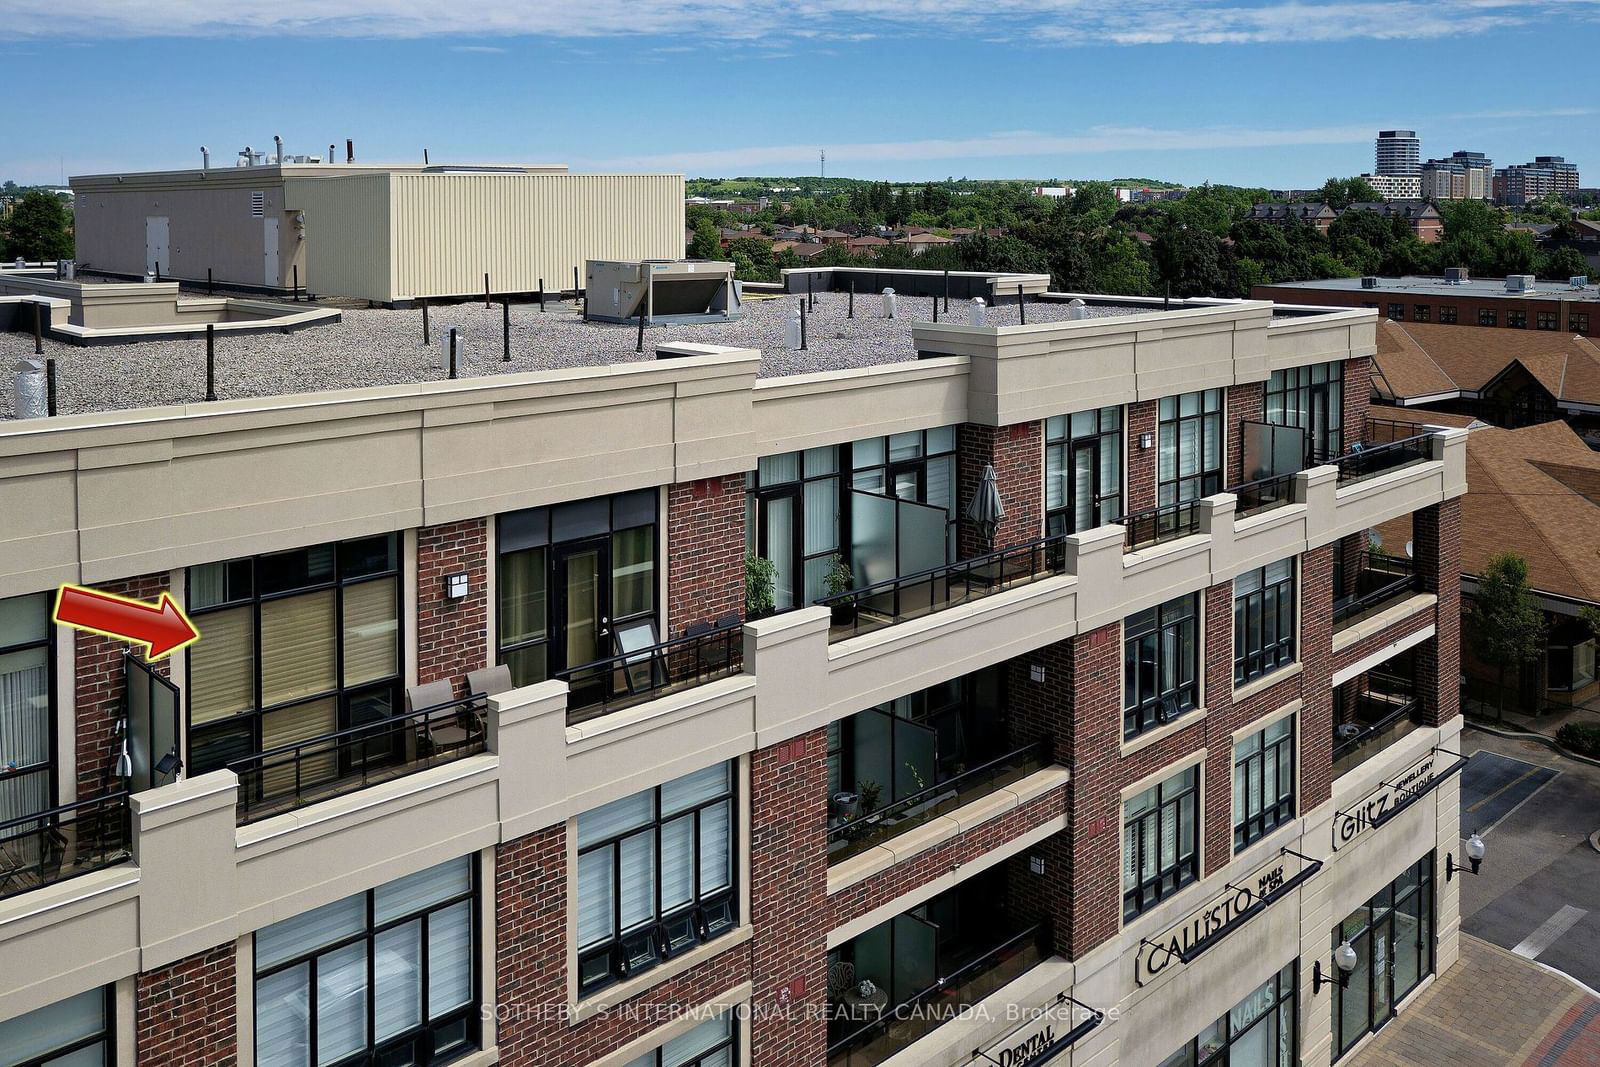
[1315,176,1381,211]
[1468,552,1547,720]
[1,190,73,260]
[688,216,721,261]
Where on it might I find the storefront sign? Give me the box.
[976,998,1104,1067]
[1331,753,1438,852]
[1133,854,1295,986]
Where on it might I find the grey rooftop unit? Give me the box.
[585,259,742,325]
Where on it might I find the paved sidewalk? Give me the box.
[1350,935,1600,1066]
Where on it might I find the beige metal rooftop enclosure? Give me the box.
[71,163,685,305]
[585,260,741,324]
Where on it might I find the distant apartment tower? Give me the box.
[1361,172,1421,200]
[1420,151,1492,201]
[1375,130,1422,177]
[1494,156,1582,205]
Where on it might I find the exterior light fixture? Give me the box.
[1447,832,1486,880]
[155,750,183,778]
[1139,432,1154,450]
[1313,940,1359,993]
[444,572,469,600]
[113,740,133,780]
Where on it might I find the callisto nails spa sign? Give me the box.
[1133,856,1291,986]
[1331,753,1437,852]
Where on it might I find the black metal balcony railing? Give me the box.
[1335,434,1431,484]
[1117,499,1201,552]
[228,694,489,824]
[827,738,1052,864]
[1332,555,1422,630]
[0,791,131,901]
[827,923,1048,1067]
[816,535,1067,641]
[1230,472,1297,518]
[1332,692,1423,779]
[558,622,745,724]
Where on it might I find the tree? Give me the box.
[1152,225,1225,298]
[1,190,73,260]
[1467,552,1547,721]
[1315,176,1381,211]
[1536,245,1590,280]
[688,216,721,261]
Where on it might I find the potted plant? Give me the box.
[857,779,882,818]
[745,554,776,619]
[824,554,856,626]
[831,791,861,820]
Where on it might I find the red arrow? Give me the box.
[53,585,200,660]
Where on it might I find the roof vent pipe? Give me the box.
[329,145,336,165]
[881,288,897,319]
[968,297,986,326]
[14,359,47,420]
[346,139,354,164]
[240,145,253,167]
[1067,297,1088,321]
[201,146,210,170]
[273,134,284,165]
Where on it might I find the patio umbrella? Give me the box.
[964,464,1006,552]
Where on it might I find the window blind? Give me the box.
[254,965,310,1067]
[374,921,421,1042]
[255,895,366,969]
[316,941,368,1063]
[261,591,337,707]
[428,900,473,1015]
[342,579,398,687]
[189,606,255,724]
[375,857,472,924]
[0,987,104,1064]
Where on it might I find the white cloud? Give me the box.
[10,0,1597,45]
[448,44,506,52]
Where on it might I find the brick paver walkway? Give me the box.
[1350,935,1600,1066]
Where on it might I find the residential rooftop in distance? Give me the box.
[1265,274,1600,302]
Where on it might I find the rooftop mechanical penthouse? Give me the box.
[0,266,1466,1067]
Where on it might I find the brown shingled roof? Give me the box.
[1373,320,1600,408]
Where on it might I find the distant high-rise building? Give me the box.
[1494,156,1581,205]
[1375,130,1421,177]
[1361,172,1421,200]
[1420,151,1492,201]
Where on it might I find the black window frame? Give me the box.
[0,591,56,825]
[1123,765,1200,921]
[1264,363,1343,465]
[1478,308,1498,326]
[185,535,403,784]
[1536,311,1559,331]
[1332,853,1436,1058]
[0,985,115,1067]
[624,1015,738,1067]
[1507,309,1527,329]
[1157,962,1299,1067]
[496,490,659,685]
[1571,313,1589,334]
[1158,389,1224,507]
[1438,306,1458,324]
[1412,304,1430,322]
[746,446,843,612]
[1123,593,1200,739]
[1385,303,1404,321]
[575,764,739,997]
[1232,717,1295,851]
[849,426,959,562]
[252,860,480,1067]
[1233,560,1297,687]
[1045,406,1124,536]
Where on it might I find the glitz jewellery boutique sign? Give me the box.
[1133,856,1292,986]
[1331,753,1437,852]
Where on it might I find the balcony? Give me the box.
[827,737,1051,865]
[816,535,1067,643]
[828,921,1048,1067]
[557,621,745,724]
[1117,500,1201,552]
[1230,471,1297,519]
[1332,667,1422,779]
[0,791,131,901]
[1333,554,1421,631]
[1336,434,1432,485]
[227,694,489,824]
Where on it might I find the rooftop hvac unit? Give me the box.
[1570,275,1589,289]
[1444,267,1469,285]
[1505,274,1535,292]
[1360,276,1378,289]
[584,260,742,325]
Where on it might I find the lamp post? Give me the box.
[1313,940,1359,993]
[1447,832,1487,881]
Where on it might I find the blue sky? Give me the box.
[5,1,1596,189]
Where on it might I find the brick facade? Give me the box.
[135,941,237,1066]
[1413,500,1463,727]
[1344,354,1373,451]
[1226,381,1265,485]
[1125,401,1159,515]
[957,421,1042,558]
[666,474,747,636]
[1299,545,1336,810]
[75,573,169,802]
[415,518,489,697]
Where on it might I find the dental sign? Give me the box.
[1133,855,1289,986]
[1331,753,1436,852]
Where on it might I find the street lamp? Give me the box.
[1447,832,1487,881]
[1313,940,1359,993]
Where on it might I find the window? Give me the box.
[1386,303,1404,321]
[1124,594,1200,739]
[1507,310,1527,329]
[1571,313,1589,334]
[1412,304,1430,323]
[497,490,657,686]
[746,447,841,611]
[186,536,401,782]
[1158,390,1223,507]
[623,1016,736,1067]
[1157,962,1298,1067]
[1548,639,1596,692]
[1233,560,1296,686]
[576,763,737,995]
[1233,718,1295,851]
[0,986,113,1066]
[1265,364,1342,465]
[1333,854,1435,1057]
[0,592,53,829]
[1537,312,1559,331]
[1046,407,1123,535]
[1438,306,1457,324]
[1478,309,1497,326]
[849,426,958,560]
[1123,766,1199,920]
[254,857,477,1067]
